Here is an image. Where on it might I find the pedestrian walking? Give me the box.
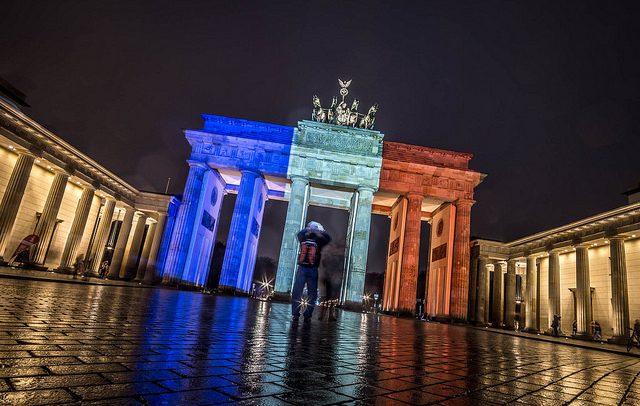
[291,221,331,323]
[98,260,109,279]
[551,314,561,337]
[593,321,602,340]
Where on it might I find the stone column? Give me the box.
[505,259,517,329]
[142,213,167,284]
[343,186,375,309]
[31,172,69,265]
[0,152,35,260]
[475,255,488,325]
[468,256,478,322]
[88,199,116,274]
[107,207,134,279]
[524,255,537,332]
[575,244,592,337]
[274,176,309,296]
[57,187,95,270]
[547,250,561,329]
[610,237,630,342]
[492,262,504,327]
[219,171,267,292]
[162,161,208,285]
[120,212,147,279]
[450,199,474,320]
[134,219,156,281]
[397,193,422,313]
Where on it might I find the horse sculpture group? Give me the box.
[312,94,378,130]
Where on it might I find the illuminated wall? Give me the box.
[426,203,455,318]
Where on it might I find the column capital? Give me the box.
[187,160,208,169]
[357,185,376,194]
[455,198,475,208]
[240,169,260,178]
[290,176,309,185]
[507,258,518,264]
[405,192,423,201]
[545,245,564,254]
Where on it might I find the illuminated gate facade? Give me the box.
[163,80,483,319]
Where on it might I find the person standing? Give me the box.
[318,240,344,321]
[291,221,331,323]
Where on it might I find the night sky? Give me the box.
[2,1,639,274]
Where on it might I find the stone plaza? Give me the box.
[0,277,639,405]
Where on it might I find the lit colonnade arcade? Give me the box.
[165,104,483,316]
[470,199,640,343]
[0,95,177,282]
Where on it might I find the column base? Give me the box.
[572,333,593,340]
[272,292,291,303]
[523,327,540,334]
[608,336,629,345]
[341,300,363,312]
[216,285,250,296]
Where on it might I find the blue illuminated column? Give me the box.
[342,186,374,308]
[179,169,226,288]
[162,161,208,285]
[219,170,268,293]
[153,198,180,282]
[274,176,310,296]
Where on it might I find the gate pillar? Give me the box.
[162,162,225,287]
[219,170,268,293]
[274,176,309,297]
[342,186,374,309]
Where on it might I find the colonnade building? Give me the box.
[0,86,177,282]
[470,194,640,342]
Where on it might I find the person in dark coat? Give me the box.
[291,221,331,323]
[318,240,345,321]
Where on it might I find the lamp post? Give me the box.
[373,293,379,313]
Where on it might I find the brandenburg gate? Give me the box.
[162,80,483,319]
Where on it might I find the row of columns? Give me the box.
[162,163,267,293]
[472,237,631,341]
[0,151,167,283]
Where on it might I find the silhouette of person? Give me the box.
[291,221,331,323]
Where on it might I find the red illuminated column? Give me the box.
[450,199,474,320]
[397,193,423,314]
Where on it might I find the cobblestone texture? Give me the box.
[0,278,639,405]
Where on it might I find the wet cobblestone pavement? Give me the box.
[0,279,639,405]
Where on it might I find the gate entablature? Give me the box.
[186,114,293,179]
[288,120,383,190]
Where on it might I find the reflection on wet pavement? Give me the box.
[0,278,638,405]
